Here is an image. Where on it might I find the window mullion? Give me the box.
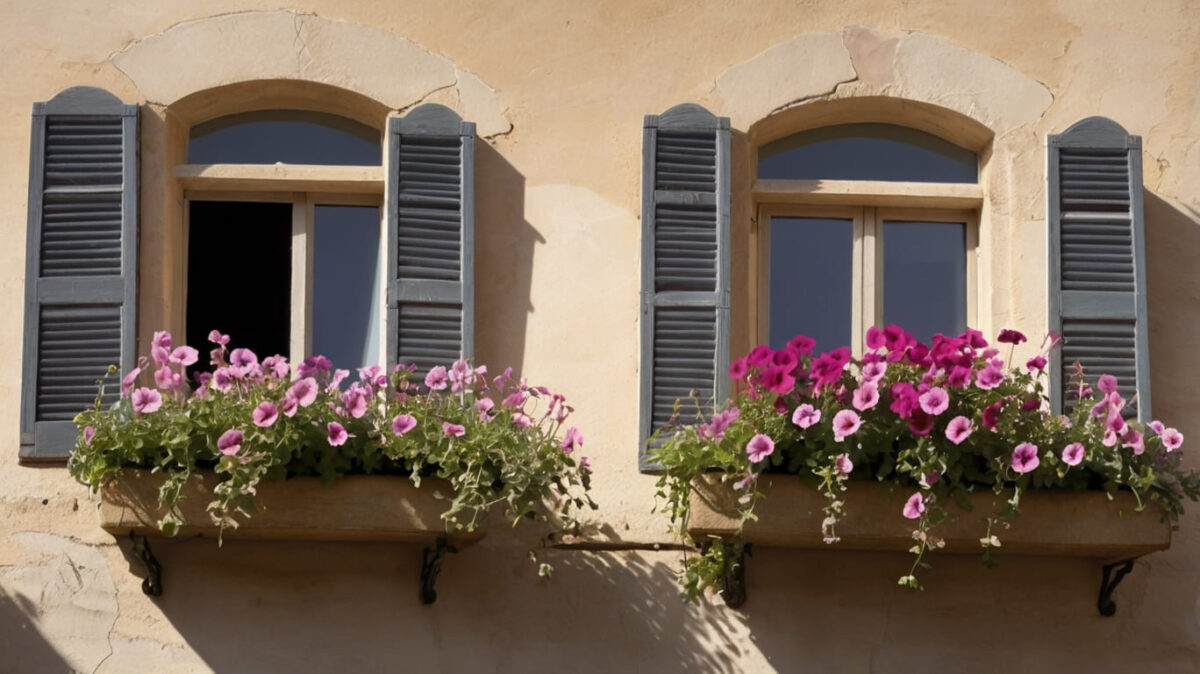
[290,193,313,365]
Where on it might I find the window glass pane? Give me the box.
[882,221,967,343]
[187,201,292,361]
[758,123,977,183]
[769,217,853,352]
[188,111,381,166]
[312,205,382,370]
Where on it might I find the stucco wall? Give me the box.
[2,1,1199,671]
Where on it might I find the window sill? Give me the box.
[687,473,1169,561]
[175,163,385,194]
[99,469,484,549]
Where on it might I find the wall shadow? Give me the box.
[0,588,74,672]
[474,140,542,377]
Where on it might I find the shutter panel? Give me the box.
[639,104,731,470]
[1048,116,1150,420]
[385,104,474,376]
[20,87,138,461]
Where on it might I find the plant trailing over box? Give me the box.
[652,326,1200,601]
[70,330,596,570]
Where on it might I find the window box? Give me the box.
[99,469,484,549]
[687,472,1169,560]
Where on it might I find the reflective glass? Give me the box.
[882,221,966,343]
[758,123,977,183]
[312,206,382,370]
[769,217,853,352]
[188,111,381,165]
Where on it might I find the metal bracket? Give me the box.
[420,537,454,604]
[129,532,163,597]
[1098,559,1135,617]
[719,541,748,608]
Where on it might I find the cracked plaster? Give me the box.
[110,10,511,137]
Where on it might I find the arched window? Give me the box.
[754,123,981,350]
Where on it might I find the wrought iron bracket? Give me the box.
[420,537,455,604]
[1098,559,1135,617]
[129,532,163,597]
[719,541,749,608]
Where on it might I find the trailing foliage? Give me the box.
[652,326,1200,601]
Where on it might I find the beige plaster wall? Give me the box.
[2,1,1199,671]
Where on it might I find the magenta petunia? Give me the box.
[907,409,935,436]
[252,401,278,427]
[945,415,973,445]
[852,381,880,411]
[327,422,348,446]
[442,422,466,438]
[918,387,949,416]
[746,434,775,463]
[425,366,449,391]
[761,366,796,394]
[288,377,318,407]
[1162,427,1184,451]
[832,409,862,442]
[835,454,854,475]
[865,326,886,351]
[792,404,821,429]
[902,492,925,519]
[746,345,773,368]
[729,357,749,380]
[392,414,417,435]
[996,329,1026,345]
[217,428,243,455]
[889,382,919,419]
[131,387,162,414]
[561,427,583,454]
[975,365,1004,390]
[771,348,800,372]
[1062,442,1085,466]
[1011,443,1040,474]
[1026,355,1047,372]
[787,335,816,355]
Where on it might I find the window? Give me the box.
[754,123,980,352]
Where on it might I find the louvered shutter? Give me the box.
[639,104,731,470]
[1048,116,1150,420]
[385,104,474,376]
[20,87,138,461]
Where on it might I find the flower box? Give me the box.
[687,473,1170,561]
[99,469,485,549]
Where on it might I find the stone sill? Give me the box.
[687,473,1170,562]
[100,470,485,549]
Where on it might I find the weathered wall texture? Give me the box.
[2,2,1198,672]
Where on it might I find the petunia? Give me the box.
[262,355,290,379]
[975,365,1004,390]
[121,366,143,397]
[212,367,234,392]
[918,387,949,416]
[341,385,369,419]
[760,366,796,395]
[947,365,973,388]
[996,329,1026,345]
[580,456,592,471]
[907,409,935,436]
[281,394,299,418]
[862,361,887,383]
[787,335,816,355]
[229,348,258,368]
[154,365,180,391]
[729,357,749,380]
[448,359,473,393]
[1011,443,1040,474]
[702,407,740,440]
[1026,355,1047,372]
[733,473,758,490]
[327,422,348,446]
[902,492,925,519]
[217,428,243,455]
[852,381,880,411]
[792,404,821,429]
[83,425,96,444]
[475,398,496,422]
[392,414,418,435]
[1061,442,1085,466]
[288,377,318,407]
[1148,420,1165,435]
[746,434,775,463]
[1162,428,1184,451]
[328,369,350,390]
[1097,374,1118,395]
[512,413,533,428]
[889,382,920,419]
[167,346,198,367]
[252,402,278,427]
[442,422,466,438]
[746,345,773,368]
[835,454,853,475]
[865,326,886,351]
[208,330,230,346]
[425,366,449,391]
[131,387,162,414]
[771,349,799,372]
[832,409,862,442]
[561,427,583,454]
[945,415,973,445]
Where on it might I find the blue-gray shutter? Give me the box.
[1047,116,1150,420]
[639,104,731,470]
[20,87,138,461]
[385,104,474,376]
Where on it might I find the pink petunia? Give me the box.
[281,394,299,418]
[328,369,350,390]
[83,426,96,444]
[475,398,496,422]
[152,330,172,352]
[168,346,199,367]
[341,385,369,419]
[327,422,348,447]
[121,366,143,397]
[832,409,862,442]
[262,355,290,379]
[1148,420,1165,435]
[561,427,583,454]
[733,473,757,490]
[1121,427,1145,455]
[252,402,278,427]
[288,377,319,407]
[229,348,258,368]
[442,422,466,438]
[852,381,880,411]
[746,434,775,463]
[792,404,821,429]
[217,428,243,455]
[208,330,230,346]
[1062,442,1085,466]
[212,367,234,392]
[1011,443,1040,474]
[425,366,449,391]
[154,365,180,391]
[835,454,853,475]
[512,412,533,428]
[448,359,473,393]
[903,492,926,519]
[392,414,417,435]
[945,415,973,445]
[862,361,887,383]
[702,407,740,440]
[976,366,1004,390]
[131,387,162,414]
[918,387,949,416]
[1162,428,1184,451]
[1097,374,1118,395]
